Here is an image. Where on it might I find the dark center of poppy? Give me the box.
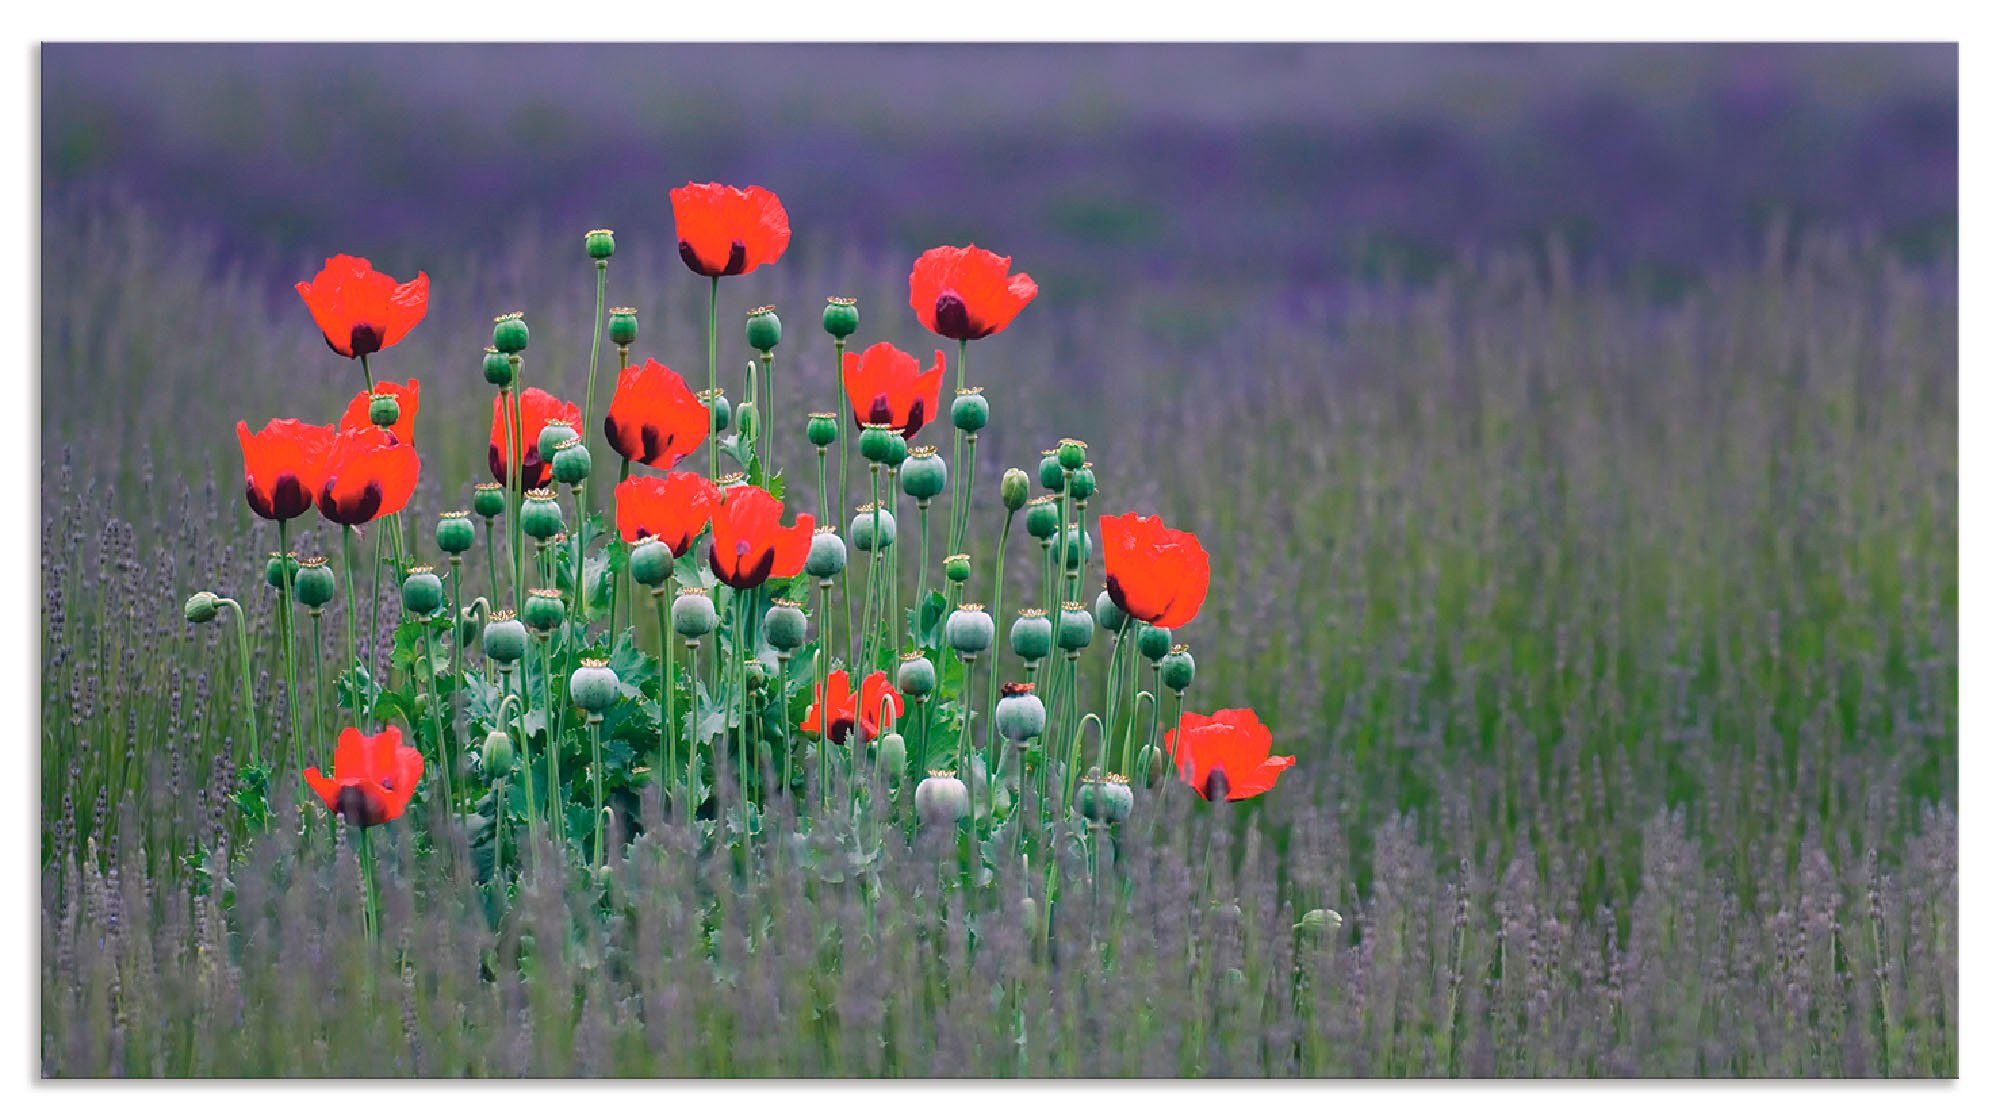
[932,292,978,340]
[348,323,384,357]
[1202,766,1231,802]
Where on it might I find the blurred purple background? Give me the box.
[42,43,1955,300]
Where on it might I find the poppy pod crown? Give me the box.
[489,387,583,489]
[303,726,426,828]
[1099,512,1212,630]
[603,358,709,469]
[842,342,947,439]
[909,244,1039,341]
[236,418,336,522]
[317,426,421,526]
[708,485,814,590]
[338,378,422,446]
[615,471,722,555]
[296,254,430,359]
[1165,707,1294,803]
[670,182,790,278]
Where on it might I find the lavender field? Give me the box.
[39,44,1957,1078]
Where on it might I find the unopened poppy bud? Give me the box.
[805,528,847,578]
[264,551,298,590]
[629,537,674,587]
[995,682,1045,741]
[1056,603,1094,652]
[368,393,400,428]
[1134,743,1164,786]
[734,399,759,445]
[1298,909,1344,937]
[1067,464,1096,502]
[492,311,530,354]
[436,511,475,555]
[551,438,592,486]
[1056,438,1087,472]
[584,228,616,260]
[900,447,947,502]
[1024,495,1061,540]
[402,568,445,616]
[896,652,937,698]
[943,553,972,584]
[521,489,565,540]
[569,659,619,713]
[821,296,860,339]
[294,556,337,609]
[1000,467,1030,511]
[473,482,506,520]
[1093,590,1130,633]
[806,411,839,448]
[482,347,515,388]
[1077,772,1134,823]
[1138,624,1173,662]
[183,591,220,624]
[607,307,638,347]
[481,730,514,776]
[745,306,782,353]
[522,588,566,633]
[483,613,528,663]
[764,599,808,652]
[952,387,989,433]
[850,503,896,551]
[537,421,577,462]
[1010,609,1053,661]
[945,604,994,656]
[877,732,907,778]
[859,423,897,464]
[1038,451,1065,491]
[915,770,970,824]
[1160,646,1195,692]
[672,588,717,639]
[1061,527,1092,572]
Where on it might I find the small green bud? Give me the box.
[264,551,298,590]
[537,421,577,463]
[1056,604,1094,652]
[481,730,514,776]
[859,424,897,464]
[850,504,896,551]
[1038,452,1065,491]
[294,557,337,609]
[630,538,674,587]
[945,605,994,656]
[401,568,445,616]
[915,771,970,824]
[1138,624,1173,662]
[368,393,400,428]
[522,588,566,633]
[821,296,860,339]
[699,389,731,434]
[483,614,528,663]
[672,589,717,639]
[900,447,948,502]
[569,659,619,713]
[183,591,220,624]
[1024,495,1061,540]
[584,228,616,260]
[551,438,592,486]
[492,312,530,354]
[607,306,638,347]
[896,653,937,698]
[806,411,839,448]
[1134,743,1165,786]
[1067,464,1096,502]
[521,489,564,540]
[482,347,515,388]
[735,400,759,446]
[1010,610,1053,661]
[764,600,808,652]
[745,306,782,353]
[951,388,989,433]
[1093,589,1129,633]
[942,553,972,584]
[472,482,506,520]
[1160,646,1195,692]
[436,511,475,555]
[876,732,907,779]
[1000,467,1030,511]
[995,682,1046,741]
[1056,438,1087,472]
[805,529,847,579]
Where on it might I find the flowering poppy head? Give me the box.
[1099,512,1211,630]
[603,359,709,468]
[338,378,421,445]
[316,426,420,526]
[303,726,425,827]
[489,387,583,489]
[841,342,947,439]
[295,254,430,359]
[669,182,790,278]
[615,471,722,555]
[1165,708,1294,802]
[707,485,814,590]
[801,669,904,743]
[236,418,336,522]
[908,244,1038,341]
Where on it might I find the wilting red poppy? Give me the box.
[489,387,583,489]
[615,471,722,554]
[908,244,1038,341]
[669,182,790,278]
[841,342,946,439]
[338,378,422,446]
[295,254,430,359]
[1165,708,1294,802]
[708,485,813,589]
[604,359,709,468]
[316,427,420,526]
[1099,512,1211,630]
[304,726,426,827]
[801,669,904,743]
[236,418,336,522]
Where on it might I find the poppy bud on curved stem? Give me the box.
[184,591,220,624]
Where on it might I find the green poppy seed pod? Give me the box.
[1093,589,1130,633]
[672,589,717,639]
[522,589,566,633]
[805,529,847,579]
[482,347,515,388]
[473,482,506,520]
[294,558,337,609]
[1160,646,1196,692]
[735,400,759,446]
[481,730,514,776]
[859,424,897,464]
[607,306,638,347]
[1061,527,1093,572]
[629,537,674,588]
[944,605,994,656]
[1056,438,1087,472]
[552,439,592,486]
[1067,464,1097,502]
[994,682,1046,742]
[1056,604,1094,652]
[1138,624,1173,662]
[483,614,528,663]
[520,490,565,541]
[943,553,972,584]
[183,591,219,625]
[1298,909,1344,937]
[896,653,937,698]
[1010,610,1053,661]
[492,312,530,354]
[745,305,782,353]
[569,659,620,713]
[850,505,896,551]
[951,388,989,433]
[915,771,970,824]
[881,433,909,468]
[821,296,859,339]
[764,600,808,653]
[537,421,577,463]
[436,511,475,555]
[900,448,948,502]
[1024,496,1061,540]
[700,389,732,434]
[1134,743,1164,786]
[1077,774,1134,823]
[1038,452,1065,491]
[877,732,907,779]
[806,411,839,448]
[584,228,616,260]
[264,551,298,590]
[401,568,445,616]
[1001,467,1030,511]
[368,393,400,428]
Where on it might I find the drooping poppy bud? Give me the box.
[295,255,429,359]
[183,591,220,624]
[908,245,1037,342]
[481,730,514,776]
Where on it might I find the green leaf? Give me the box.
[909,591,948,649]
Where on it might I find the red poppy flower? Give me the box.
[669,182,790,278]
[295,254,430,359]
[236,418,336,522]
[603,359,709,469]
[908,244,1038,341]
[337,378,422,446]
[615,471,722,555]
[316,426,420,526]
[1099,512,1211,630]
[708,485,814,590]
[841,342,946,439]
[801,669,904,744]
[303,725,426,827]
[489,387,583,489]
[1165,708,1294,802]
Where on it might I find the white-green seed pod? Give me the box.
[672,588,718,639]
[849,504,896,551]
[915,771,970,825]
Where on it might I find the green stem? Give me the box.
[657,587,675,804]
[218,598,259,765]
[583,260,608,452]
[589,716,605,868]
[419,618,452,813]
[338,530,362,719]
[916,501,931,630]
[979,514,1016,764]
[707,277,719,483]
[275,520,302,778]
[356,824,379,940]
[308,611,329,761]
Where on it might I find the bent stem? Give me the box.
[216,597,260,766]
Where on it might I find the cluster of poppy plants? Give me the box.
[205,182,1295,872]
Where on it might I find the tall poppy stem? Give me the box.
[978,513,1016,765]
[355,825,380,941]
[706,277,719,483]
[761,351,777,477]
[338,530,362,716]
[656,586,675,807]
[508,356,528,612]
[611,460,631,634]
[953,434,980,568]
[216,598,260,766]
[359,353,376,396]
[589,715,605,869]
[275,520,302,779]
[915,501,931,625]
[817,578,834,805]
[582,260,608,464]
[308,610,329,762]
[419,620,452,813]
